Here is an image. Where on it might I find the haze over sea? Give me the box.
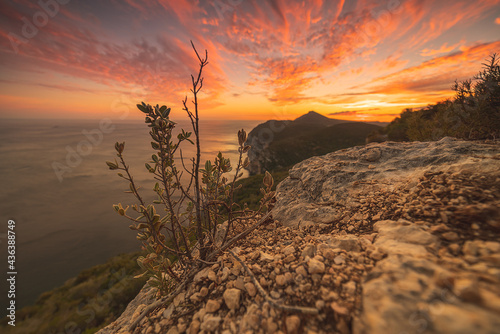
[0,117,261,308]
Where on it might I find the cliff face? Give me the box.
[99,138,500,334]
[246,119,291,175]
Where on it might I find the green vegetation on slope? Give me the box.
[234,168,289,210]
[368,54,500,142]
[0,251,148,334]
[263,122,381,171]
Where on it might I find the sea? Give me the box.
[0,117,262,308]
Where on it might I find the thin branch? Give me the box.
[207,211,272,261]
[129,265,199,332]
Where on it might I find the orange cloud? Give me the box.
[369,41,500,92]
[496,17,500,24]
[1,0,499,120]
[405,0,500,49]
[420,41,464,57]
[0,1,230,113]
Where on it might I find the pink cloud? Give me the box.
[360,40,500,95]
[1,0,499,115]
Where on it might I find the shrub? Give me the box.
[449,53,500,139]
[106,43,273,296]
[376,53,500,142]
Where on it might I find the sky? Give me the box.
[0,0,499,122]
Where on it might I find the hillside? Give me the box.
[0,252,147,334]
[246,111,381,174]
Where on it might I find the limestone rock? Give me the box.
[244,282,257,297]
[328,235,362,252]
[301,244,317,257]
[208,270,217,282]
[260,251,274,262]
[272,138,499,227]
[307,258,325,274]
[285,315,301,334]
[283,245,295,256]
[223,288,241,310]
[374,219,438,246]
[200,316,221,332]
[205,299,221,313]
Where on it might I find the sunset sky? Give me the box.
[1,0,499,122]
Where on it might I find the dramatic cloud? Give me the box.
[362,41,500,96]
[0,0,499,120]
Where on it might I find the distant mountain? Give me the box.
[246,111,382,174]
[293,110,346,126]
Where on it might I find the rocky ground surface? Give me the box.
[98,138,500,334]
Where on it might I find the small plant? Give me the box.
[106,42,274,296]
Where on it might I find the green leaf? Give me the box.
[137,223,149,229]
[134,271,148,279]
[263,171,274,188]
[106,161,118,170]
[147,205,156,218]
[145,163,154,172]
[238,129,247,146]
[137,104,148,113]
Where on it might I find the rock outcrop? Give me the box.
[98,138,500,334]
[273,137,499,228]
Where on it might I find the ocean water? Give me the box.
[0,118,261,308]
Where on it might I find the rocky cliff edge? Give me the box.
[99,138,500,334]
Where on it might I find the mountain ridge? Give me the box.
[245,111,382,175]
